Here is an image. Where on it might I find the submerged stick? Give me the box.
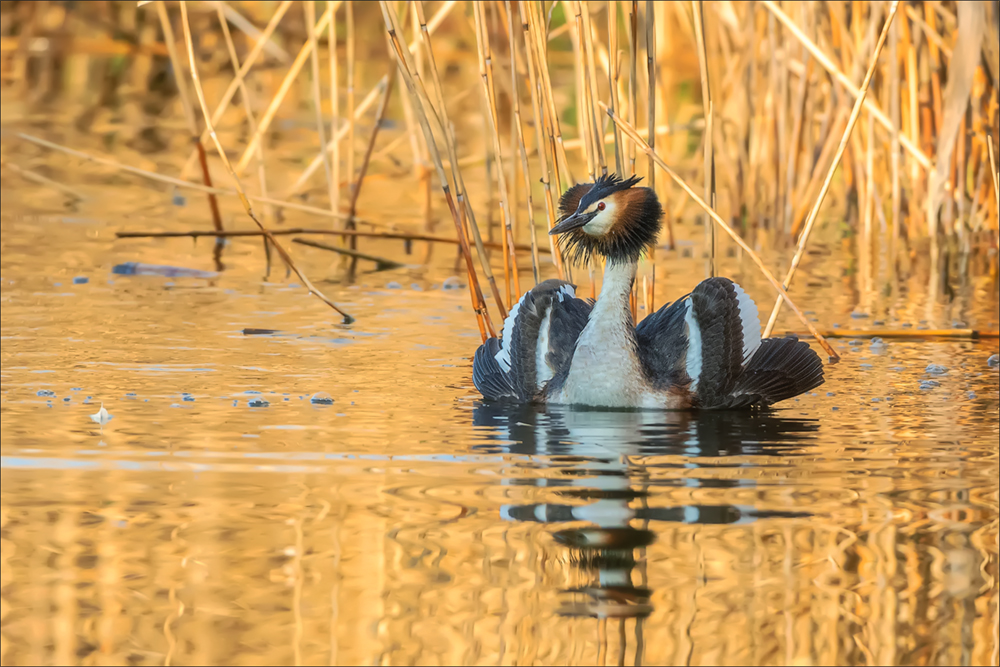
[292,238,404,270]
[762,2,898,338]
[115,228,548,253]
[178,1,353,323]
[603,104,839,362]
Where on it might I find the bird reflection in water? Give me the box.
[472,403,819,629]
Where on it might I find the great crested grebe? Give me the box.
[472,173,825,409]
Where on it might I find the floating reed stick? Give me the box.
[603,104,839,362]
[292,238,404,270]
[762,1,899,338]
[790,329,999,340]
[177,1,353,323]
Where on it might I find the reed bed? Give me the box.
[2,1,998,344]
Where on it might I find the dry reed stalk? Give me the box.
[345,0,356,205]
[627,0,638,176]
[380,0,495,338]
[784,50,811,233]
[518,2,565,279]
[154,2,224,261]
[177,1,353,323]
[412,0,508,320]
[215,3,273,269]
[328,1,340,221]
[344,70,395,260]
[0,160,86,200]
[890,15,902,250]
[116,228,548,253]
[285,80,385,197]
[579,1,607,175]
[234,3,334,176]
[524,3,573,187]
[762,2,899,339]
[474,1,521,305]
[506,0,540,284]
[645,0,658,309]
[608,0,623,174]
[304,1,336,218]
[281,0,460,199]
[691,0,715,276]
[564,1,595,179]
[603,104,839,362]
[212,0,291,63]
[989,136,999,221]
[177,0,293,182]
[14,132,391,226]
[761,0,934,174]
[790,107,849,237]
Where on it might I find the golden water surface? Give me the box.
[1,157,999,665]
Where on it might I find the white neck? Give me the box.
[591,260,636,327]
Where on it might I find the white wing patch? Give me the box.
[494,290,531,372]
[557,284,575,302]
[683,298,702,391]
[732,282,761,362]
[535,308,554,386]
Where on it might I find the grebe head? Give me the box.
[548,173,663,266]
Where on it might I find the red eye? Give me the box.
[597,201,606,211]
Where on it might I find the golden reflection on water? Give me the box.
[1,175,998,665]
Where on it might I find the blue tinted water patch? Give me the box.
[36,390,56,397]
[248,398,270,408]
[73,276,88,284]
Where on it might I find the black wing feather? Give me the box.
[473,337,517,400]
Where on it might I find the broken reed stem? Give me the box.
[506,0,540,285]
[761,0,933,175]
[14,132,381,225]
[304,1,336,218]
[177,1,354,323]
[474,1,521,305]
[0,159,86,200]
[790,329,999,340]
[603,104,839,362]
[519,2,565,279]
[691,0,714,278]
[412,0,508,320]
[762,1,899,338]
[177,0,293,182]
[154,2,224,256]
[379,0,495,339]
[234,3,335,176]
[116,227,548,253]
